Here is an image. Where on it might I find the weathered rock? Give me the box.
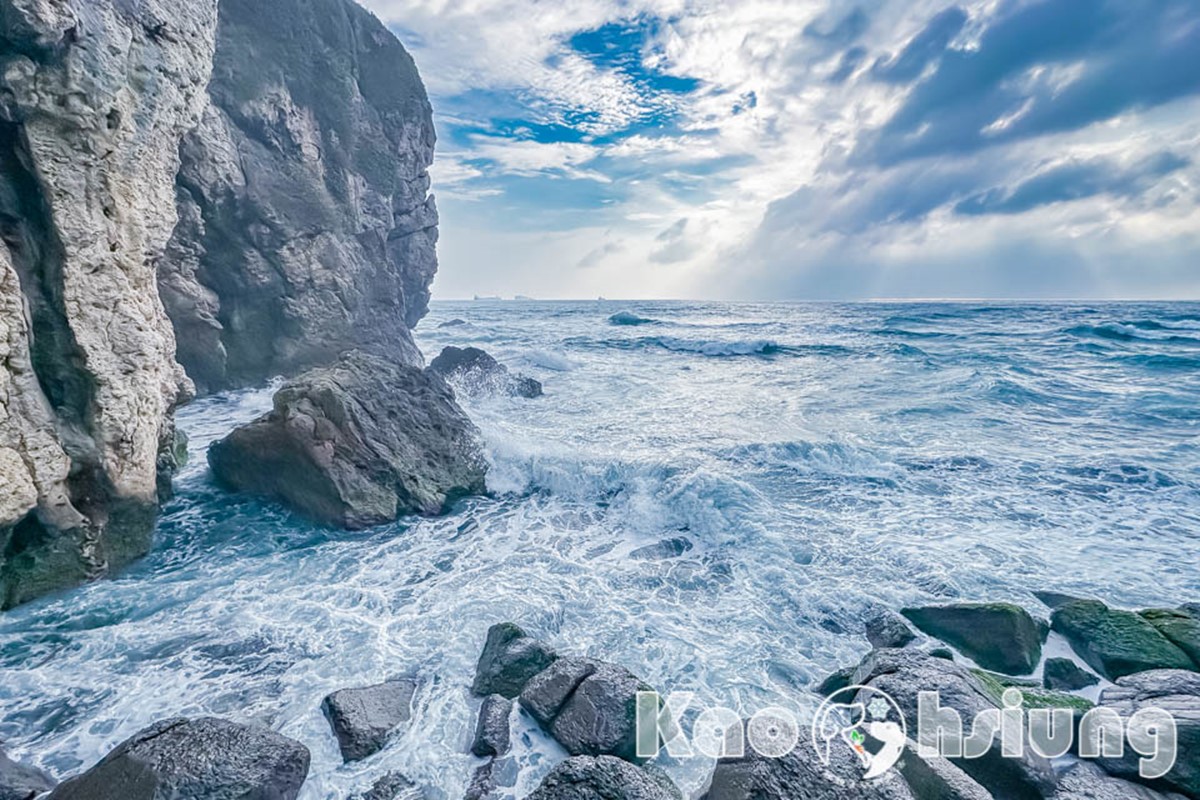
[322,678,417,762]
[1140,608,1200,668]
[1043,658,1099,691]
[0,0,219,608]
[630,537,693,561]
[1049,761,1185,800]
[209,352,486,528]
[1051,600,1194,681]
[1034,591,1084,610]
[1092,670,1200,798]
[865,607,916,650]
[816,665,856,696]
[159,0,437,394]
[851,648,1057,800]
[902,603,1046,675]
[0,745,55,800]
[428,347,542,399]
[471,695,512,758]
[472,623,557,699]
[528,756,680,800]
[895,739,992,800]
[46,717,309,800]
[349,771,423,800]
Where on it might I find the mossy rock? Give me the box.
[1052,600,1194,681]
[971,669,1095,714]
[902,602,1047,675]
[1042,657,1099,691]
[1139,608,1200,668]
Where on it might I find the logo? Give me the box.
[812,685,906,779]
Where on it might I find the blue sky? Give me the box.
[361,0,1200,300]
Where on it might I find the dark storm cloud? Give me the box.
[870,6,967,83]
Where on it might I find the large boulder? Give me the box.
[1091,670,1200,798]
[349,772,423,800]
[1042,658,1099,691]
[46,717,309,800]
[902,603,1046,675]
[0,0,219,608]
[428,347,542,399]
[1049,761,1185,800]
[1051,600,1194,681]
[322,679,417,762]
[0,746,55,800]
[1139,609,1200,668]
[471,694,512,758]
[159,0,438,394]
[895,739,992,800]
[864,607,916,650]
[209,352,486,528]
[528,756,681,800]
[472,623,557,699]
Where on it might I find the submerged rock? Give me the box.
[46,717,309,800]
[1051,600,1194,680]
[428,346,542,399]
[1042,658,1099,691]
[209,352,487,528]
[0,745,55,800]
[349,771,424,800]
[472,623,558,699]
[629,537,694,561]
[864,607,916,650]
[902,602,1046,675]
[322,679,418,762]
[471,695,512,758]
[528,756,681,800]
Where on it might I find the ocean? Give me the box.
[2,300,1198,798]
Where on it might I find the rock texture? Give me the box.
[428,347,542,399]
[0,0,218,608]
[472,622,558,699]
[1051,600,1194,680]
[208,351,487,527]
[46,717,310,800]
[471,694,512,758]
[528,756,681,800]
[159,0,436,394]
[349,771,423,800]
[321,678,417,762]
[902,602,1047,675]
[0,745,55,800]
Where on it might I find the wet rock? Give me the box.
[1049,761,1185,800]
[439,319,468,328]
[816,665,856,696]
[1043,658,1099,691]
[630,538,694,561]
[462,761,497,800]
[902,602,1046,675]
[472,623,558,699]
[471,695,512,758]
[322,679,417,762]
[350,771,424,800]
[895,738,992,800]
[519,657,658,764]
[46,717,309,800]
[1034,591,1084,610]
[865,607,916,650]
[1091,670,1200,798]
[1139,608,1200,668]
[930,648,956,661]
[428,347,542,399]
[528,756,681,800]
[1051,600,1194,680]
[209,352,487,528]
[0,746,55,800]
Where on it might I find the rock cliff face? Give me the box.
[0,0,219,608]
[159,0,437,395]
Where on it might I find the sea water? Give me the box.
[1,301,1198,798]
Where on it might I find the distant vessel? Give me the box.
[514,295,535,301]
[473,294,502,301]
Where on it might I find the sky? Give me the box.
[359,0,1200,300]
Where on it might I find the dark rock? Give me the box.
[1034,591,1085,610]
[322,679,417,762]
[815,665,855,696]
[1043,658,1100,691]
[0,746,55,800]
[350,771,424,800]
[438,319,468,328]
[46,717,309,800]
[864,607,916,649]
[463,760,498,800]
[902,602,1046,675]
[895,739,992,800]
[930,648,956,661]
[472,623,558,699]
[851,649,1057,800]
[629,538,693,561]
[521,658,601,725]
[1139,608,1200,667]
[428,347,542,399]
[160,0,437,394]
[1049,761,1183,800]
[471,695,512,758]
[1092,670,1200,798]
[528,756,680,800]
[1051,600,1194,680]
[209,352,487,528]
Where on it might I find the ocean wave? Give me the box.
[608,310,657,326]
[569,336,854,358]
[1065,323,1200,347]
[523,349,578,371]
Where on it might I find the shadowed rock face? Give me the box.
[160,0,436,394]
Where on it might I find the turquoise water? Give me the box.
[2,301,1198,797]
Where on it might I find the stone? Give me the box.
[629,538,694,561]
[0,745,55,800]
[322,679,417,762]
[349,772,424,800]
[1034,591,1084,609]
[520,658,599,725]
[159,0,437,394]
[0,0,218,608]
[895,739,992,800]
[1139,608,1200,668]
[439,319,467,328]
[209,352,487,528]
[902,603,1046,675]
[427,347,542,399]
[472,623,558,699]
[471,695,512,758]
[462,761,497,800]
[816,665,855,696]
[864,607,917,649]
[1043,658,1100,691]
[1049,761,1185,800]
[46,717,309,800]
[528,756,681,800]
[1051,600,1194,680]
[1092,670,1200,798]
